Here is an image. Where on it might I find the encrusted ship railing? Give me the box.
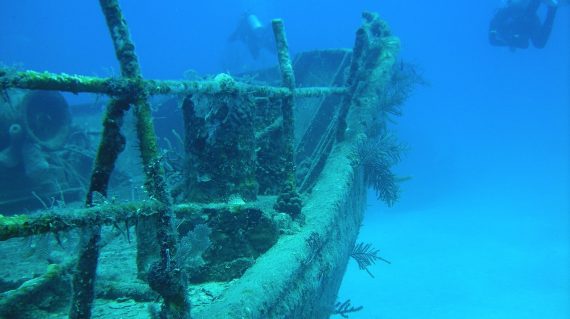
[0,0,399,318]
[1,69,347,98]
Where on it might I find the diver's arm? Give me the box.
[531,5,557,48]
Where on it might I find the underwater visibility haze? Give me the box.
[0,0,568,318]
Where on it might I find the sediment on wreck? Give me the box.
[0,5,403,319]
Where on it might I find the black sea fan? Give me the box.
[350,242,390,278]
[378,60,427,117]
[332,299,363,318]
[353,133,406,206]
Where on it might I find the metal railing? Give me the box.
[0,0,395,317]
[0,1,357,318]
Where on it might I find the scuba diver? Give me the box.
[229,13,276,59]
[489,0,562,49]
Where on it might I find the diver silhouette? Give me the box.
[229,13,276,59]
[489,0,560,49]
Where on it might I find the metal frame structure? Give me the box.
[0,1,399,318]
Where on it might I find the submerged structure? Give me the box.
[0,1,416,318]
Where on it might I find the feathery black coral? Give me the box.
[353,133,406,206]
[332,299,363,318]
[350,242,390,278]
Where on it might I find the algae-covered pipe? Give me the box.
[0,200,258,242]
[0,261,74,318]
[70,0,187,318]
[0,69,346,98]
[336,12,392,141]
[0,201,160,241]
[271,19,296,146]
[272,20,295,89]
[69,0,140,317]
[336,24,367,142]
[271,19,303,217]
[95,1,190,319]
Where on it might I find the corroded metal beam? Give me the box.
[271,19,303,218]
[0,201,160,241]
[0,69,346,98]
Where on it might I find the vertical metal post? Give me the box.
[336,12,390,142]
[70,1,190,318]
[271,19,302,217]
[69,0,135,315]
[335,25,367,142]
[68,74,129,313]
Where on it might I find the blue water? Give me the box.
[1,0,568,318]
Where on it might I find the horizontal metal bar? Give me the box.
[0,201,161,241]
[0,69,347,98]
[0,200,268,241]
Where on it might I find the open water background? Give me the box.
[1,1,568,318]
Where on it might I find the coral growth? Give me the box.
[332,299,363,318]
[273,181,303,217]
[352,133,406,206]
[376,60,427,120]
[175,223,212,270]
[350,241,390,278]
